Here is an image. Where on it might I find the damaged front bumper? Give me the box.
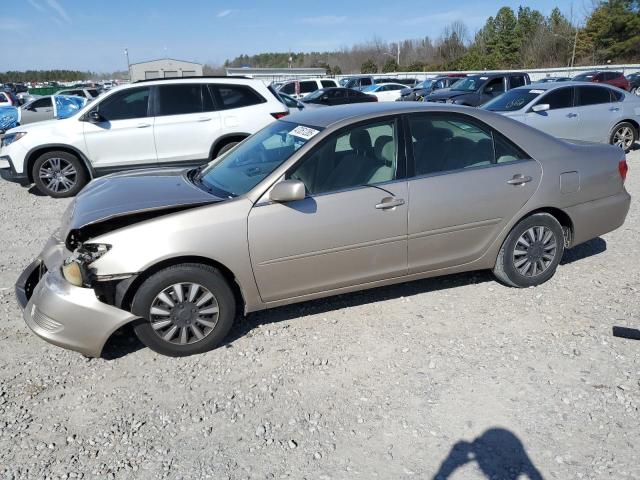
[16,236,137,357]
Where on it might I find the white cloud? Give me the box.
[45,0,72,23]
[299,15,347,26]
[217,9,233,18]
[26,0,46,13]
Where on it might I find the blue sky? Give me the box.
[2,0,579,72]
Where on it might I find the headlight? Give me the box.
[61,243,111,287]
[1,132,27,147]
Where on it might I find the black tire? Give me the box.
[493,213,565,288]
[32,150,87,198]
[131,263,236,357]
[215,141,239,158]
[609,121,637,152]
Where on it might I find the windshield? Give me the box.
[451,76,485,92]
[197,121,321,197]
[362,85,378,92]
[416,80,433,89]
[574,73,595,81]
[304,89,326,101]
[483,89,541,111]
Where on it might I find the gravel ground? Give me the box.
[0,151,638,480]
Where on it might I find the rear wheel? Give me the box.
[131,264,236,357]
[610,121,637,152]
[32,151,87,198]
[493,213,565,288]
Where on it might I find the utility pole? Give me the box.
[570,28,578,68]
[397,42,400,66]
[124,48,131,81]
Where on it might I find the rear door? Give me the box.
[83,86,156,169]
[23,96,54,123]
[524,86,579,140]
[153,83,221,164]
[575,85,619,142]
[405,112,541,273]
[209,83,269,134]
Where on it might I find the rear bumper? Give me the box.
[566,191,631,246]
[0,155,29,186]
[16,239,137,357]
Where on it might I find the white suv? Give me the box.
[0,77,288,197]
[276,78,339,99]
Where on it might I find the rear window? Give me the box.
[299,81,318,94]
[321,80,336,88]
[210,84,265,110]
[157,84,203,116]
[280,83,295,95]
[577,86,611,106]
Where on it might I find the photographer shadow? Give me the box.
[433,428,543,480]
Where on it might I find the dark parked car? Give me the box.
[573,71,630,91]
[398,77,461,101]
[339,76,375,90]
[625,72,640,95]
[425,72,530,107]
[301,87,377,106]
[374,77,418,87]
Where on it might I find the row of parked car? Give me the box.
[1,72,638,199]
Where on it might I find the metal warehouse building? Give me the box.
[129,58,203,82]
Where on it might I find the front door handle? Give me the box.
[137,123,151,128]
[507,175,533,186]
[609,107,620,112]
[566,113,578,118]
[375,197,405,210]
[197,117,212,122]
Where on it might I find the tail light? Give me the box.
[271,112,289,120]
[619,159,628,182]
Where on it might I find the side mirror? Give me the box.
[531,103,550,113]
[87,110,103,123]
[484,86,494,93]
[269,179,306,203]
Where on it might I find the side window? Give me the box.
[280,83,295,95]
[210,84,265,110]
[156,84,203,116]
[31,97,53,109]
[97,87,150,121]
[485,77,505,94]
[510,75,526,88]
[328,89,346,99]
[0,93,7,102]
[88,89,100,98]
[539,87,573,110]
[361,78,373,86]
[288,119,399,195]
[409,114,496,175]
[299,81,318,94]
[321,80,336,88]
[577,86,611,106]
[610,89,623,102]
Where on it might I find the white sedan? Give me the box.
[362,83,408,102]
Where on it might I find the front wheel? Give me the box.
[493,213,565,288]
[610,122,637,152]
[32,151,87,198]
[131,264,236,357]
[215,141,239,158]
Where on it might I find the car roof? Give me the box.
[284,102,500,128]
[513,80,626,92]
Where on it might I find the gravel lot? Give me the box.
[0,151,638,480]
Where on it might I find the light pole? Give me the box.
[124,48,131,81]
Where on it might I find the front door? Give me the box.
[248,117,408,302]
[406,112,542,273]
[153,83,222,164]
[22,96,54,123]
[525,86,579,140]
[83,86,156,169]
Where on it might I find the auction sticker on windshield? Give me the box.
[529,89,545,94]
[290,125,320,140]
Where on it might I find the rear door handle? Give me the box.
[507,175,533,186]
[197,117,212,122]
[137,123,151,128]
[609,107,620,112]
[375,198,405,210]
[566,113,578,118]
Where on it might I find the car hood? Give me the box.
[8,117,60,134]
[61,167,221,235]
[426,90,470,101]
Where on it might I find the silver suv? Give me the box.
[17,103,630,357]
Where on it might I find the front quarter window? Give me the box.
[197,122,321,197]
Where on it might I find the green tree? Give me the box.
[361,59,378,74]
[381,59,399,73]
[492,7,521,67]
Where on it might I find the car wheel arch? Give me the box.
[210,133,250,159]
[118,255,246,317]
[510,207,574,248]
[25,144,94,183]
[612,119,639,136]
